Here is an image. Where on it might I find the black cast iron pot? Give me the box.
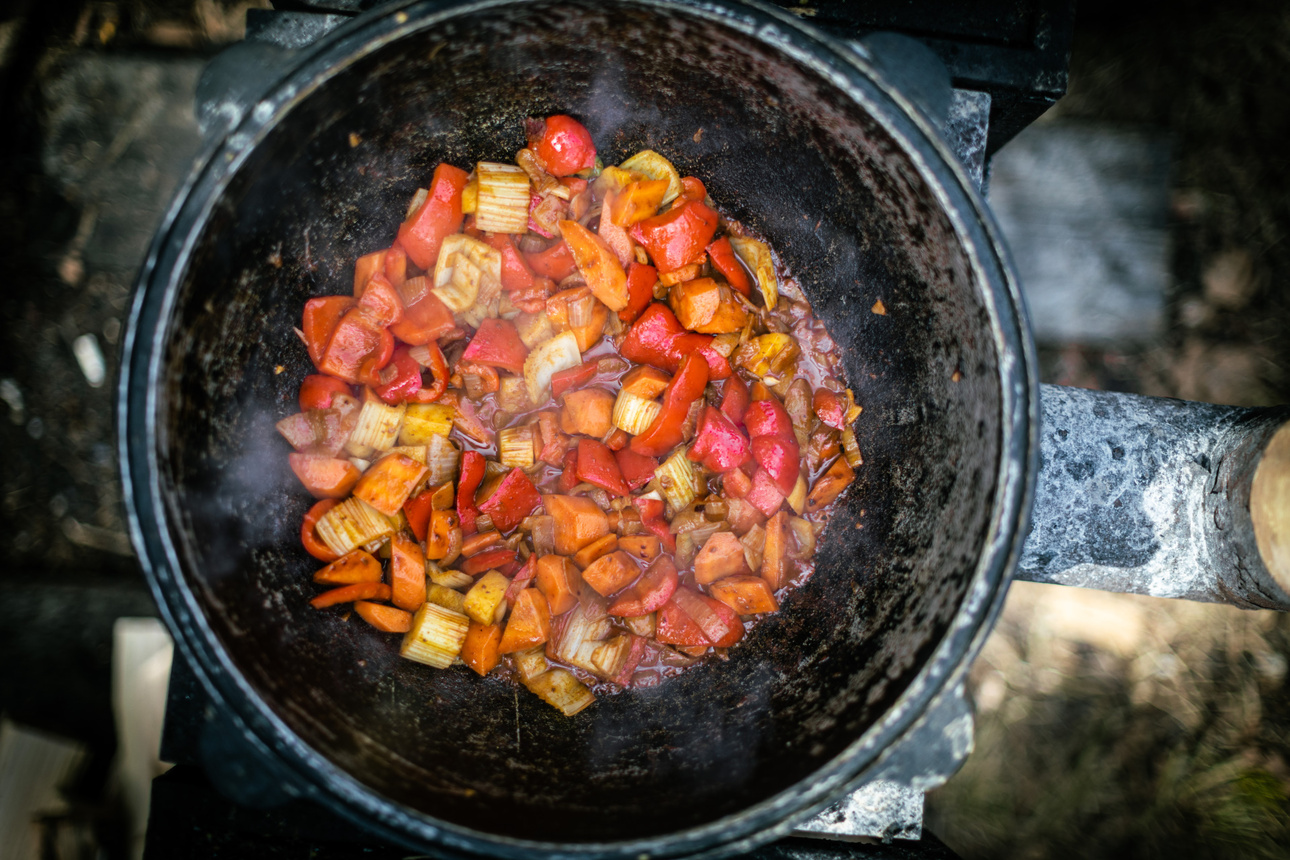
[119,0,1033,855]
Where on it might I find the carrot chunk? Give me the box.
[310,582,391,609]
[535,555,582,615]
[354,601,413,633]
[708,575,779,615]
[390,533,427,611]
[542,495,610,555]
[581,551,641,597]
[462,622,504,675]
[352,453,428,516]
[498,589,552,654]
[312,549,382,585]
[693,532,751,585]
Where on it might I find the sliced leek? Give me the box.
[515,310,556,349]
[346,398,405,455]
[400,602,469,669]
[498,426,536,469]
[427,563,473,590]
[612,390,661,436]
[654,447,699,514]
[388,445,428,465]
[841,427,864,468]
[425,434,460,486]
[399,403,454,444]
[786,471,808,516]
[433,234,501,313]
[618,150,683,205]
[740,522,766,573]
[497,376,530,414]
[728,236,778,310]
[426,582,467,614]
[524,668,596,716]
[315,497,396,557]
[733,333,800,380]
[512,646,549,682]
[474,162,531,233]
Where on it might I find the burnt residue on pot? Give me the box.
[141,0,1011,848]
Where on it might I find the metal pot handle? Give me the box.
[1017,384,1290,609]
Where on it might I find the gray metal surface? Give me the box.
[988,121,1171,346]
[1018,384,1290,609]
[793,780,924,842]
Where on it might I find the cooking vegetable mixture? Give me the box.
[278,115,861,716]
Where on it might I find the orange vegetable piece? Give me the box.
[559,388,615,438]
[581,550,641,597]
[426,509,459,560]
[618,535,661,563]
[669,277,749,334]
[461,530,504,557]
[352,453,428,516]
[558,219,629,311]
[572,533,618,569]
[542,495,611,555]
[288,454,361,499]
[310,582,391,609]
[461,622,504,675]
[390,533,427,611]
[313,549,382,585]
[598,196,635,267]
[354,601,413,633]
[708,575,779,616]
[658,263,701,288]
[535,555,581,615]
[806,456,856,513]
[693,531,752,585]
[498,589,552,654]
[608,178,670,227]
[619,366,672,399]
[761,511,794,591]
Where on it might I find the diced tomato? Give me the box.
[397,162,469,269]
[613,448,657,491]
[751,435,800,496]
[688,406,752,473]
[656,594,711,647]
[706,236,752,297]
[298,374,351,412]
[575,438,630,497]
[301,498,340,561]
[745,467,787,518]
[461,318,529,375]
[301,296,355,368]
[744,399,795,440]
[629,199,719,273]
[525,241,578,281]
[531,114,597,177]
[608,557,678,617]
[477,468,542,534]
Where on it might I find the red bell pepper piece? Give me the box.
[504,553,539,605]
[457,450,485,535]
[409,340,449,403]
[614,448,657,491]
[558,448,580,493]
[680,176,706,202]
[531,114,597,177]
[720,374,751,425]
[301,498,341,562]
[390,289,455,347]
[397,162,469,269]
[608,556,678,617]
[373,345,423,405]
[483,232,536,292]
[301,296,355,367]
[745,467,787,518]
[525,240,578,281]
[477,468,543,534]
[619,303,730,380]
[461,318,529,375]
[670,586,744,647]
[403,489,436,543]
[706,236,752,297]
[356,274,404,327]
[629,199,719,273]
[318,307,387,383]
[630,353,709,457]
[620,261,657,324]
[355,325,396,388]
[605,428,629,451]
[631,497,676,554]
[459,548,519,577]
[575,438,630,497]
[298,374,352,412]
[353,250,384,297]
[550,360,598,400]
[688,406,751,473]
[384,242,407,288]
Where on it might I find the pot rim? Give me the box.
[118,0,1038,856]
